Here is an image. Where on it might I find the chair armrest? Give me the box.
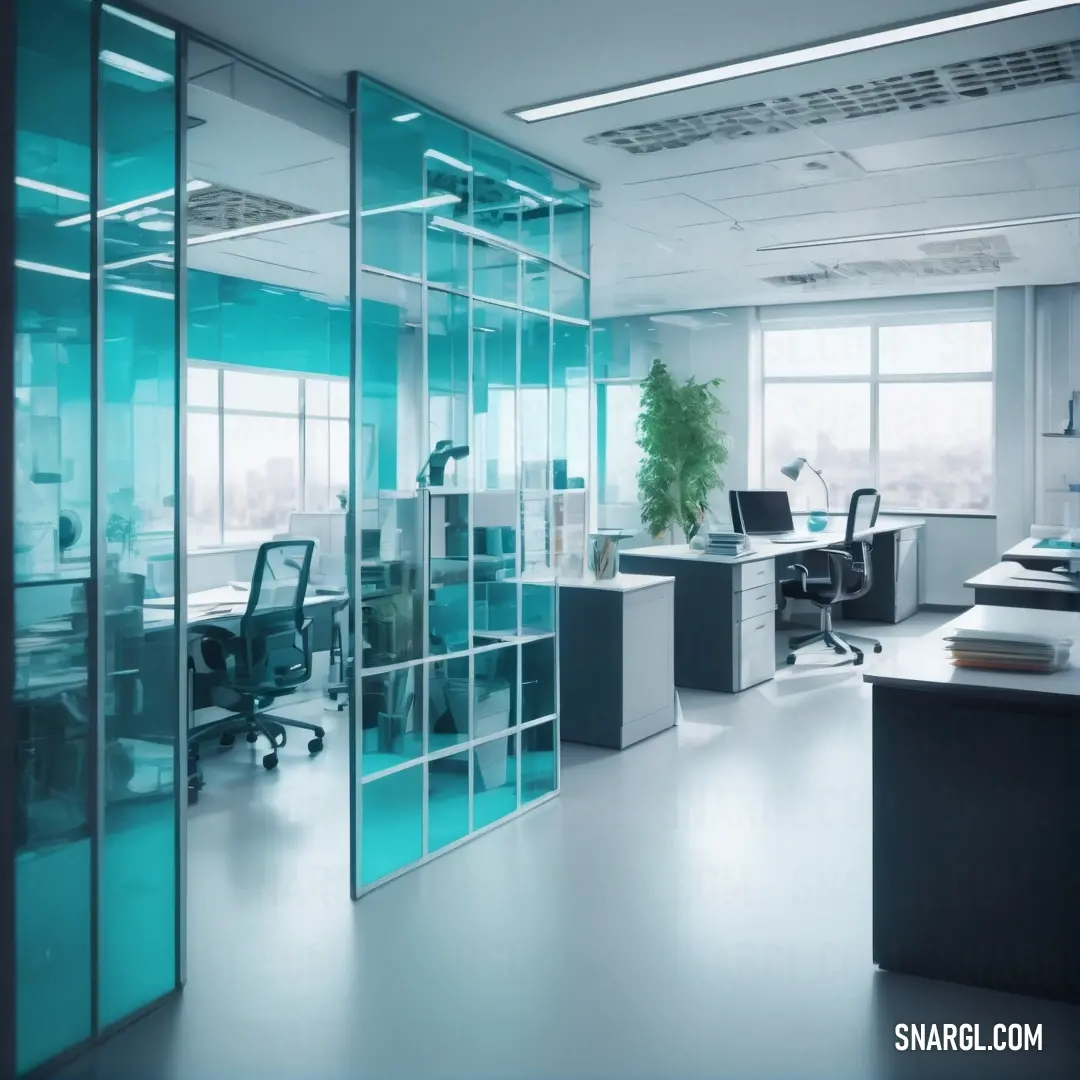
[790,563,810,590]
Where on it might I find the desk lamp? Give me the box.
[418,440,470,487]
[780,457,829,532]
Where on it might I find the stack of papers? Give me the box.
[943,628,1073,673]
[705,532,750,557]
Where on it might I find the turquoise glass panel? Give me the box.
[522,257,550,313]
[426,288,469,485]
[427,751,470,853]
[13,587,92,1074]
[424,117,471,292]
[472,136,552,259]
[473,239,519,305]
[521,722,558,804]
[473,646,517,736]
[551,267,588,321]
[472,734,518,830]
[360,274,425,665]
[13,0,94,1070]
[552,182,590,272]
[522,583,556,634]
[428,656,470,751]
[521,314,550,491]
[521,638,556,724]
[98,4,179,1027]
[429,492,470,655]
[361,765,424,886]
[360,664,424,776]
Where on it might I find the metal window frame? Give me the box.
[757,312,996,513]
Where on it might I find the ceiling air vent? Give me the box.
[187,185,317,235]
[762,270,841,288]
[586,40,1080,154]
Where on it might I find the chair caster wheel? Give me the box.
[263,753,278,770]
[873,644,882,653]
[246,731,259,743]
[187,781,199,805]
[786,654,796,664]
[220,733,236,747]
[833,645,847,655]
[853,653,864,666]
[313,726,325,739]
[308,738,324,754]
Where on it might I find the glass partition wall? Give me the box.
[8,1,183,1073]
[4,6,590,1072]
[350,77,590,894]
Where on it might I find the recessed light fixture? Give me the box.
[756,212,1080,251]
[56,179,211,228]
[15,177,90,202]
[102,5,176,39]
[100,50,173,84]
[15,259,91,281]
[362,193,459,218]
[108,284,175,300]
[506,178,555,204]
[137,219,174,232]
[393,112,422,123]
[424,149,472,173]
[510,0,1078,121]
[105,253,174,270]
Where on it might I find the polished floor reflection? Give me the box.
[58,613,1080,1080]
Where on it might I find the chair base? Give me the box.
[188,710,326,802]
[786,608,882,668]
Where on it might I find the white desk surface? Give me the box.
[966,561,1080,594]
[1003,537,1080,561]
[864,605,1080,698]
[622,517,924,566]
[558,573,675,593]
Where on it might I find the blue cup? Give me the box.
[807,511,829,533]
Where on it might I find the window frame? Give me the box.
[186,360,350,548]
[756,309,995,515]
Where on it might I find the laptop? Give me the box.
[730,490,807,542]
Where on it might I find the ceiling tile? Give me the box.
[1025,148,1080,189]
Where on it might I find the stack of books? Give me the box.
[704,532,750,557]
[943,628,1073,674]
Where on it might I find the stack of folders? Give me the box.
[944,628,1073,673]
[705,532,751,557]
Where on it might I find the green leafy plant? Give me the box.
[636,359,728,542]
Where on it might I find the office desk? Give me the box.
[1002,536,1080,570]
[618,518,923,693]
[865,605,1080,1003]
[558,574,676,749]
[965,560,1080,611]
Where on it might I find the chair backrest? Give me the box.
[844,488,881,544]
[238,540,315,692]
[273,533,321,576]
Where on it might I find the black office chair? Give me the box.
[188,540,326,800]
[781,488,884,667]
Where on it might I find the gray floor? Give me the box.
[59,611,1080,1079]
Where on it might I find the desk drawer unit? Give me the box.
[736,582,775,622]
[734,560,774,592]
[736,613,776,691]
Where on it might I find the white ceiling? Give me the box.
[152,0,1080,315]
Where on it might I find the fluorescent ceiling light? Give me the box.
[361,193,459,218]
[424,149,472,173]
[138,219,174,232]
[56,179,211,228]
[757,212,1080,250]
[16,177,90,202]
[393,112,421,123]
[15,259,91,281]
[188,209,348,246]
[102,5,175,38]
[105,253,173,270]
[100,50,173,84]
[511,0,1079,121]
[108,284,175,300]
[506,179,554,204]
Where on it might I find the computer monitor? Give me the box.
[731,490,795,536]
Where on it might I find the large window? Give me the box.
[760,318,993,513]
[186,363,350,547]
[597,382,643,505]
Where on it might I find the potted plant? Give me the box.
[337,490,348,510]
[636,359,728,544]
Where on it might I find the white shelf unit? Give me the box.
[1038,432,1080,537]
